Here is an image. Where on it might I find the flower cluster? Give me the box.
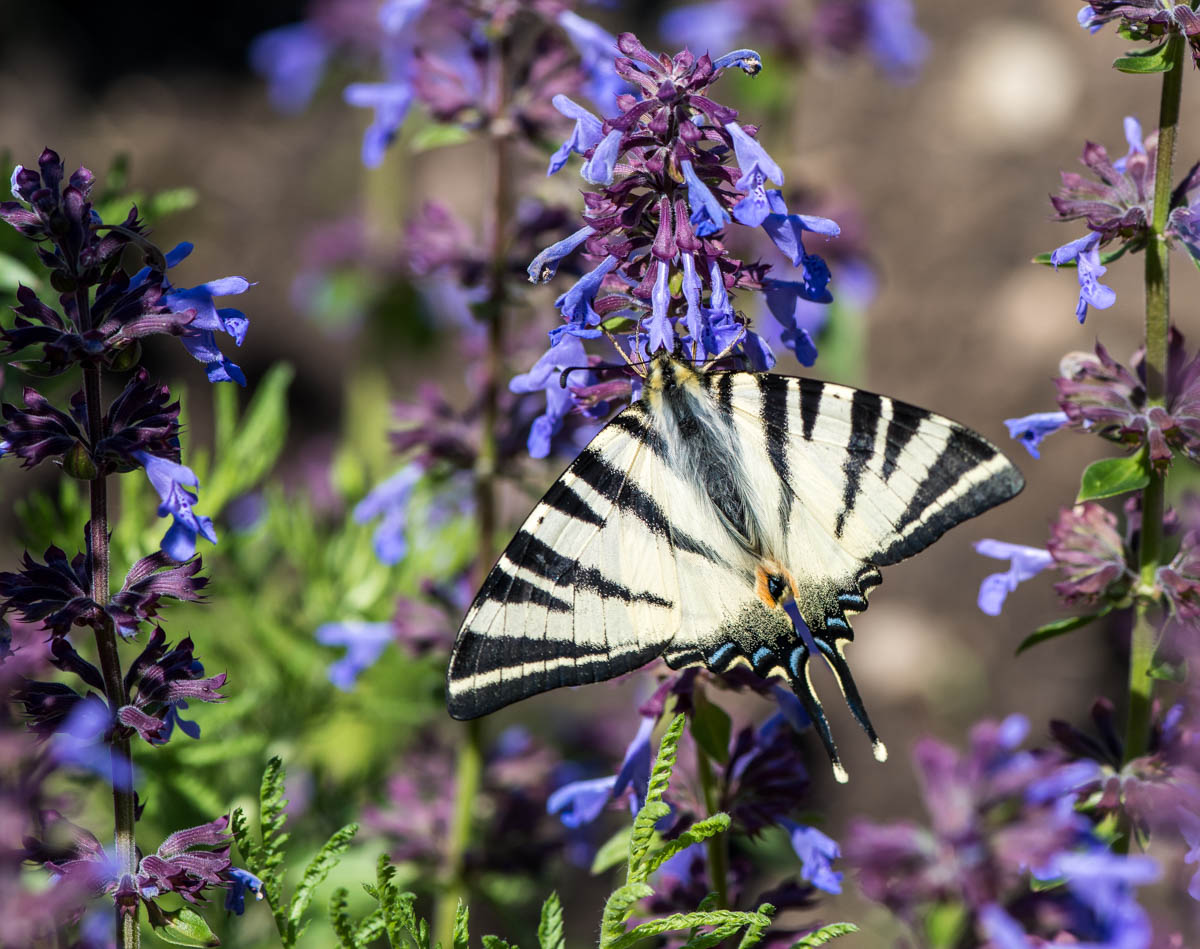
[521,33,842,453]
[845,714,1159,947]
[1047,117,1200,322]
[1079,0,1200,66]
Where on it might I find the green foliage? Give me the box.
[144,903,221,947]
[689,691,732,766]
[1016,606,1115,655]
[231,757,359,948]
[537,892,564,949]
[1076,448,1151,502]
[1113,38,1176,74]
[789,923,861,947]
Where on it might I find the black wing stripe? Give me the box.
[759,375,793,524]
[799,377,822,440]
[834,390,882,538]
[609,409,667,460]
[881,400,930,483]
[503,530,672,607]
[541,479,606,527]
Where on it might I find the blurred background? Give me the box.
[3,0,1198,945]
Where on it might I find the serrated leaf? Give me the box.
[789,922,859,948]
[610,910,769,949]
[538,891,565,949]
[287,823,358,940]
[482,937,517,949]
[146,905,221,947]
[355,911,388,948]
[682,923,743,949]
[452,900,470,949]
[690,693,732,765]
[1016,606,1113,655]
[591,827,634,875]
[629,715,684,879]
[1113,39,1173,73]
[643,814,731,878]
[600,882,654,945]
[1077,449,1149,502]
[330,888,357,949]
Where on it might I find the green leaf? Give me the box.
[146,186,198,219]
[1150,656,1187,682]
[788,923,860,948]
[452,900,470,949]
[482,937,517,949]
[146,905,221,947]
[1113,39,1173,73]
[330,888,358,949]
[411,122,473,152]
[1077,449,1150,502]
[287,822,359,941]
[924,901,969,949]
[610,910,770,949]
[690,693,732,765]
[1016,606,1114,655]
[629,715,684,879]
[643,814,731,878]
[591,827,634,875]
[538,892,565,949]
[355,911,388,948]
[600,882,654,946]
[0,252,39,291]
[682,924,743,949]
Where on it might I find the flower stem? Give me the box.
[78,283,138,948]
[434,34,514,949]
[1125,34,1184,765]
[694,731,729,909]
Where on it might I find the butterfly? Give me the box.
[447,352,1024,781]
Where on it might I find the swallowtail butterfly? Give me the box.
[447,353,1023,781]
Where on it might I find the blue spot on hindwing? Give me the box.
[707,642,736,668]
[789,646,805,677]
[752,646,773,666]
[825,616,848,630]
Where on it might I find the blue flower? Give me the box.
[712,48,762,75]
[224,867,264,915]
[865,0,929,82]
[354,464,423,565]
[344,75,415,168]
[315,620,394,690]
[762,191,839,268]
[1112,116,1145,173]
[548,95,604,176]
[582,130,623,185]
[548,716,655,827]
[1004,411,1070,459]
[1178,807,1200,900]
[528,225,595,284]
[1042,851,1159,949]
[552,255,619,341]
[133,451,218,562]
[510,333,592,458]
[0,439,9,458]
[8,164,21,199]
[972,539,1054,616]
[1050,231,1116,323]
[724,122,784,228]
[659,2,745,56]
[249,24,330,113]
[762,276,831,366]
[681,160,730,236]
[557,10,624,109]
[379,0,429,33]
[646,260,673,353]
[1077,4,1103,33]
[979,904,1032,949]
[780,821,843,894]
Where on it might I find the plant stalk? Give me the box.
[434,32,514,949]
[694,735,730,909]
[1125,34,1184,765]
[77,282,139,948]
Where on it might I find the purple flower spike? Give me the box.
[712,48,763,75]
[724,122,784,228]
[1051,232,1116,323]
[528,225,595,284]
[134,451,217,562]
[762,191,840,268]
[316,620,394,690]
[1003,411,1070,458]
[781,821,843,894]
[354,464,423,565]
[510,333,593,458]
[973,539,1054,615]
[681,160,730,236]
[548,95,604,177]
[344,79,415,168]
[647,260,674,353]
[582,129,623,185]
[249,24,330,113]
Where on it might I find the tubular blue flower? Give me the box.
[224,867,264,915]
[510,333,592,458]
[133,451,218,562]
[557,10,624,109]
[972,539,1054,616]
[552,255,619,341]
[316,620,394,690]
[1078,4,1103,33]
[712,48,762,75]
[547,715,655,827]
[354,464,423,565]
[865,0,929,82]
[724,122,784,228]
[979,904,1032,949]
[8,164,21,199]
[582,129,623,185]
[344,74,415,168]
[681,160,730,236]
[762,191,840,267]
[680,254,704,341]
[528,225,595,284]
[647,260,674,353]
[1112,116,1145,173]
[762,275,831,366]
[0,439,9,457]
[249,24,330,113]
[1051,231,1116,323]
[780,821,843,894]
[1004,411,1070,459]
[548,95,604,176]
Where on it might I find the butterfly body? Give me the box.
[448,353,1023,780]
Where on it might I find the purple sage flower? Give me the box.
[133,451,218,562]
[1004,410,1071,459]
[1050,232,1116,323]
[973,539,1054,616]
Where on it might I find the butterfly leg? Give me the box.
[774,642,849,784]
[812,628,888,763]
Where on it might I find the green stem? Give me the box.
[1124,34,1184,766]
[694,736,729,910]
[434,33,514,949]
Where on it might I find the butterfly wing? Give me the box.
[447,402,759,720]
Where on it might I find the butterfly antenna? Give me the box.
[786,646,849,783]
[558,365,592,388]
[813,635,888,763]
